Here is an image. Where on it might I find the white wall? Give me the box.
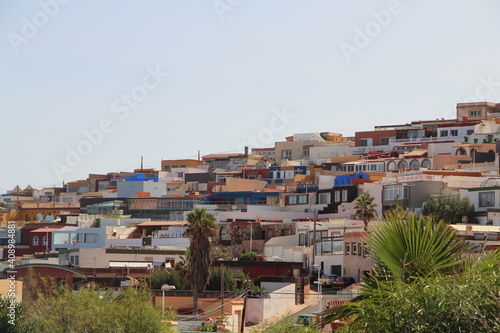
[117,181,166,197]
[245,284,297,322]
[427,142,456,156]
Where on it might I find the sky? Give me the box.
[1,0,500,192]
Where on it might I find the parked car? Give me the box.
[309,268,323,282]
[332,276,356,290]
[318,274,338,287]
[295,313,320,327]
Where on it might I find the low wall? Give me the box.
[245,283,296,323]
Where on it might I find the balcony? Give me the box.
[390,136,440,144]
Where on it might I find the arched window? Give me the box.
[35,213,43,222]
[456,148,467,156]
[42,236,48,246]
[220,228,227,241]
[398,160,408,170]
[421,159,431,168]
[409,160,420,170]
[32,236,39,246]
[387,161,396,171]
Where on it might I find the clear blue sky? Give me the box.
[1,0,500,192]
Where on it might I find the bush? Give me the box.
[238,251,257,261]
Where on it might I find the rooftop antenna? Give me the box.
[198,150,200,162]
[141,156,143,173]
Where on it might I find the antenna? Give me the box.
[141,156,143,173]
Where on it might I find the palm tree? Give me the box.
[321,213,468,327]
[354,194,378,231]
[185,208,218,316]
[367,213,466,281]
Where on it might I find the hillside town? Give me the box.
[3,101,500,331]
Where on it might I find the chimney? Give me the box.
[244,146,249,157]
[463,116,468,123]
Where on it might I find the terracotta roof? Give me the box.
[135,221,186,227]
[404,149,428,157]
[330,156,362,163]
[30,228,62,233]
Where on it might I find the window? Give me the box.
[363,243,369,258]
[466,129,474,135]
[180,164,187,168]
[70,255,79,266]
[42,236,48,246]
[450,130,458,136]
[282,150,291,159]
[479,192,495,207]
[360,139,369,147]
[318,192,331,204]
[98,181,110,190]
[440,130,449,137]
[32,236,39,246]
[358,243,362,256]
[287,196,297,205]
[470,110,481,117]
[298,195,307,204]
[303,149,309,156]
[172,164,179,168]
[342,190,348,202]
[345,242,350,255]
[421,159,431,168]
[299,233,306,246]
[409,160,420,170]
[380,137,390,145]
[335,191,341,202]
[384,185,408,201]
[163,165,171,171]
[281,229,291,236]
[83,233,99,243]
[352,242,357,255]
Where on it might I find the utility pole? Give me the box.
[221,265,224,318]
[140,156,143,173]
[312,208,318,268]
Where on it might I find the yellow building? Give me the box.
[0,279,22,303]
[161,159,202,172]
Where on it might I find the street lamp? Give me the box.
[313,264,322,313]
[312,209,318,267]
[161,284,176,321]
[45,226,49,253]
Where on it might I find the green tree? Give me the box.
[25,288,175,333]
[238,251,257,261]
[0,298,33,333]
[186,208,218,316]
[205,266,237,291]
[367,213,466,281]
[333,252,500,333]
[251,313,321,333]
[149,268,189,290]
[354,194,378,231]
[322,213,474,330]
[422,195,477,224]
